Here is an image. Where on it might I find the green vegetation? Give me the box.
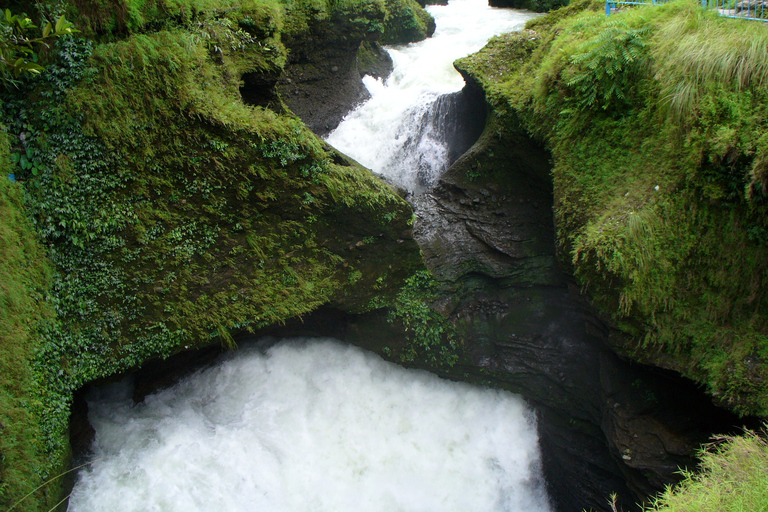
[388,270,460,366]
[0,131,63,511]
[490,0,571,14]
[52,0,432,45]
[647,428,768,512]
[458,0,768,416]
[0,10,79,89]
[0,0,428,507]
[380,0,435,44]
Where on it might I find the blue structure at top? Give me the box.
[606,0,768,21]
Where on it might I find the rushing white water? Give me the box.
[326,0,537,192]
[69,339,551,512]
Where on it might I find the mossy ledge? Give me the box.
[0,0,430,508]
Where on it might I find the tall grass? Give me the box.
[653,5,768,120]
[647,429,768,512]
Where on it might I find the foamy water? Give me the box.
[69,339,551,512]
[326,0,536,191]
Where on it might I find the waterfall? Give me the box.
[68,2,552,510]
[326,0,535,193]
[69,339,552,512]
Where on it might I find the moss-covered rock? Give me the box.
[0,0,427,508]
[0,131,60,511]
[380,0,435,44]
[488,0,570,13]
[457,0,768,417]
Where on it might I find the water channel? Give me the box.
[327,0,535,192]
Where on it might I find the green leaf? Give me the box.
[23,62,44,74]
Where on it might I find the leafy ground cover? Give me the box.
[647,428,768,512]
[0,132,57,511]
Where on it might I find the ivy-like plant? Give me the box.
[388,270,460,366]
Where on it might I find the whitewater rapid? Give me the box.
[326,0,536,192]
[69,339,551,512]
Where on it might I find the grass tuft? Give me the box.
[648,428,768,512]
[653,7,768,121]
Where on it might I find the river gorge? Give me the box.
[1,0,765,510]
[64,1,748,510]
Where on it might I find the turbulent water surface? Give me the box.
[326,0,536,192]
[69,339,551,512]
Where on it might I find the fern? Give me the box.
[565,21,652,114]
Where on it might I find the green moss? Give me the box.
[380,0,434,44]
[0,130,60,511]
[460,0,768,415]
[62,0,282,37]
[387,270,460,366]
[491,0,571,14]
[65,0,431,48]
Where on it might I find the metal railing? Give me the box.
[606,0,768,20]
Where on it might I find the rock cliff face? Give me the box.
[453,0,768,418]
[403,109,744,511]
[277,30,393,136]
[430,2,768,506]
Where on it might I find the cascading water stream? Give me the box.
[68,3,554,510]
[326,0,535,193]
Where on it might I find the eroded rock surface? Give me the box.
[407,110,745,511]
[278,34,393,136]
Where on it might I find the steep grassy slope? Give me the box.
[0,0,429,509]
[458,0,768,417]
[0,133,58,511]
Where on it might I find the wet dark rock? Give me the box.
[240,70,282,109]
[413,181,559,284]
[405,111,746,511]
[412,112,558,285]
[69,391,95,460]
[415,88,487,169]
[131,346,223,404]
[277,31,393,137]
[357,41,394,80]
[444,280,741,511]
